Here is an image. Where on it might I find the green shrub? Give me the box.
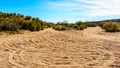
[53,25,67,30]
[75,21,83,25]
[44,22,54,28]
[21,21,43,31]
[68,23,74,27]
[0,12,45,33]
[100,22,120,32]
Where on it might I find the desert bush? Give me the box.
[68,23,74,27]
[73,25,87,30]
[21,21,43,31]
[53,25,67,30]
[73,25,78,29]
[0,12,45,33]
[44,22,54,28]
[76,25,87,30]
[74,21,88,30]
[87,23,98,27]
[100,22,120,32]
[0,21,18,31]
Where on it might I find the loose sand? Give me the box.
[0,27,120,68]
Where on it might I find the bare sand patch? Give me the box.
[0,27,120,68]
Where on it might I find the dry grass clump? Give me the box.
[53,25,67,30]
[100,22,120,32]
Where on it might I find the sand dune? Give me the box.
[0,27,120,68]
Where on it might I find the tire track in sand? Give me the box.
[83,27,116,67]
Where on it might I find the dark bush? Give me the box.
[73,25,78,29]
[0,21,18,31]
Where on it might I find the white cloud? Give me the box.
[41,0,120,16]
[81,0,120,16]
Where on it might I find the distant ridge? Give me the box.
[86,19,120,23]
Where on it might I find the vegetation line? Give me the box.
[0,11,120,33]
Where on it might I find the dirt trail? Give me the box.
[0,27,120,68]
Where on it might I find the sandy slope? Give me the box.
[0,27,120,68]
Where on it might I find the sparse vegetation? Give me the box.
[44,22,54,28]
[1,11,120,33]
[87,23,98,27]
[53,21,88,31]
[1,11,120,68]
[74,21,88,30]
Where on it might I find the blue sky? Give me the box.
[0,0,120,23]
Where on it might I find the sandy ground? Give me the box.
[0,27,120,68]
